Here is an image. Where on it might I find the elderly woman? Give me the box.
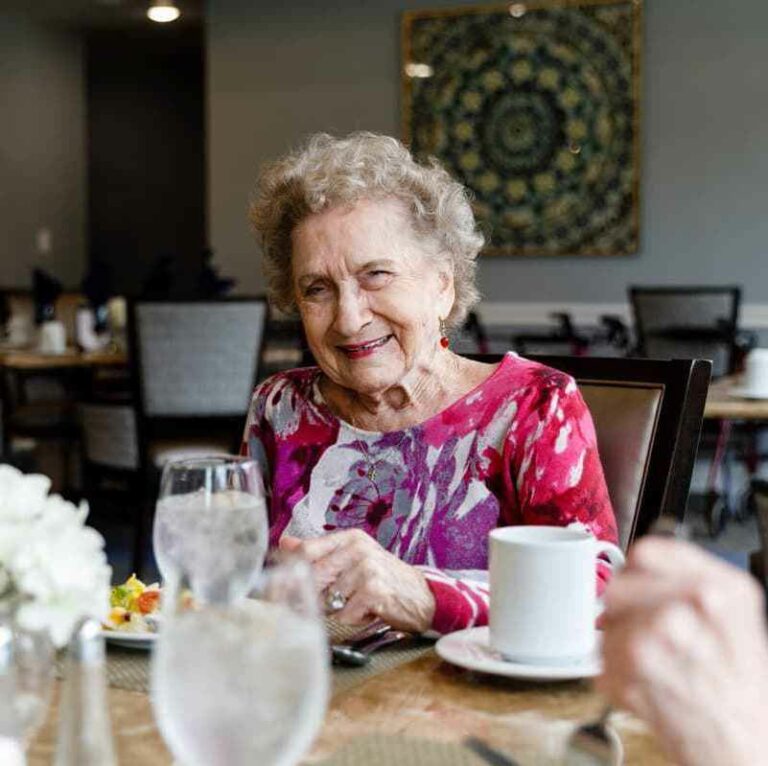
[243,132,617,634]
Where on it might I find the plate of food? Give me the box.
[102,574,161,650]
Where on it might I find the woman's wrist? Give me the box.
[408,569,436,633]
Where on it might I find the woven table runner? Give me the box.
[56,622,435,696]
[312,734,485,766]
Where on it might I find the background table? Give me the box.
[0,348,127,370]
[702,375,768,533]
[704,375,768,420]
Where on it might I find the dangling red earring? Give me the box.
[439,317,450,349]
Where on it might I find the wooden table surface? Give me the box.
[704,375,768,420]
[29,653,668,765]
[0,347,127,370]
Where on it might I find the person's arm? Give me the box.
[420,373,618,634]
[599,538,768,766]
[417,566,489,634]
[503,372,618,589]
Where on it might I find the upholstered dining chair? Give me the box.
[467,354,712,550]
[79,298,268,575]
[751,480,768,594]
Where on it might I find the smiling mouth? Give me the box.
[338,335,393,354]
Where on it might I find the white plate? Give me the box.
[102,629,157,650]
[729,386,768,400]
[435,626,601,681]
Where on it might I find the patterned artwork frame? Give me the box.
[402,0,642,257]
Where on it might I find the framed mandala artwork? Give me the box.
[402,0,642,256]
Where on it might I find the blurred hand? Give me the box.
[597,538,768,766]
[279,529,435,632]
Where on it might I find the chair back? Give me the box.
[629,286,740,378]
[467,354,711,549]
[79,402,139,471]
[130,299,267,418]
[752,480,768,592]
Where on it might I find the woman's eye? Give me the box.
[303,284,327,298]
[364,270,392,284]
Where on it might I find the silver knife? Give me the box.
[464,736,520,766]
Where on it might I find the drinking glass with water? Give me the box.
[151,555,329,766]
[150,457,329,765]
[153,456,270,603]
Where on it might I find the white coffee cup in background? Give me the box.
[489,526,624,665]
[738,348,768,399]
[37,320,67,354]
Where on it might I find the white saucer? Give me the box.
[435,627,601,681]
[102,629,156,650]
[729,386,768,400]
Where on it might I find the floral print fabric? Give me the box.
[241,353,618,633]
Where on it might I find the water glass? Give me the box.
[153,456,269,603]
[151,555,329,766]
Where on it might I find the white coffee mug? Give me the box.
[740,348,768,398]
[489,526,624,664]
[37,320,67,354]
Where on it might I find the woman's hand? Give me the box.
[279,530,436,633]
[597,538,768,766]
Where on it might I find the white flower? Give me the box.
[0,464,111,647]
[0,464,51,522]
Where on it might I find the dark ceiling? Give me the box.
[3,0,204,29]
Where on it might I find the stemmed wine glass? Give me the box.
[151,554,329,766]
[152,456,269,603]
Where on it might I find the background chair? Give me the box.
[629,286,741,378]
[468,354,712,550]
[1,289,88,483]
[79,297,268,575]
[752,480,768,594]
[630,286,756,535]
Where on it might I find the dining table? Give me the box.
[0,346,127,371]
[28,632,669,765]
[704,374,768,421]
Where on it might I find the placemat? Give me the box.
[55,622,435,696]
[312,734,486,766]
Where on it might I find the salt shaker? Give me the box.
[0,622,26,766]
[54,619,117,766]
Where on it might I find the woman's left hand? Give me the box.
[279,529,435,633]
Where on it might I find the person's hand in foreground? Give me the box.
[280,530,435,632]
[597,537,768,766]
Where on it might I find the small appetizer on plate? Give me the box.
[104,574,161,634]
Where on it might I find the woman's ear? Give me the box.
[436,264,456,318]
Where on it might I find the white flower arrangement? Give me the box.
[0,464,111,647]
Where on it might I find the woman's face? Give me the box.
[291,197,455,397]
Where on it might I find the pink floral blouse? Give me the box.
[241,353,618,634]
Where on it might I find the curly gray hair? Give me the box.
[249,132,484,328]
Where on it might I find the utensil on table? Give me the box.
[563,705,621,765]
[331,629,410,667]
[564,517,689,764]
[463,736,520,766]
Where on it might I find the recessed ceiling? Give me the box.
[3,0,204,29]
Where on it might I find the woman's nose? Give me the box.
[333,287,371,337]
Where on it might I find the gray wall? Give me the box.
[208,0,768,303]
[0,15,86,288]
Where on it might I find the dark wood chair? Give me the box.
[467,354,712,549]
[752,479,768,594]
[79,297,268,575]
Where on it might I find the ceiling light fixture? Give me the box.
[147,0,181,23]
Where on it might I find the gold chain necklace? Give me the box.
[355,431,407,482]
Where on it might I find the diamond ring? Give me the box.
[325,589,347,613]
